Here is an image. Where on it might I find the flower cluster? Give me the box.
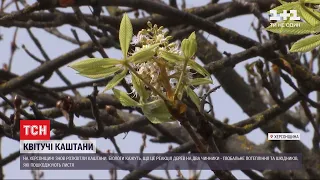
[130,23,195,100]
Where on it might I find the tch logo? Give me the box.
[20,120,50,140]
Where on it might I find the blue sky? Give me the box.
[0,0,316,179]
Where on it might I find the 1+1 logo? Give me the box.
[269,10,301,28]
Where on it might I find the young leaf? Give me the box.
[113,88,139,107]
[181,39,188,57]
[119,13,133,58]
[188,31,196,40]
[140,99,173,124]
[290,34,320,52]
[68,58,120,72]
[131,73,148,101]
[278,0,287,4]
[159,50,184,63]
[185,32,197,58]
[265,21,317,34]
[299,6,320,26]
[270,2,299,12]
[129,44,159,63]
[190,78,213,86]
[305,0,320,3]
[104,69,128,91]
[188,60,211,77]
[78,66,121,79]
[181,33,197,58]
[185,87,200,110]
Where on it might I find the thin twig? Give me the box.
[7,28,18,72]
[29,101,46,120]
[200,86,221,114]
[26,28,80,96]
[256,60,283,105]
[12,95,21,130]
[137,133,146,167]
[0,93,34,119]
[49,78,111,92]
[0,138,3,180]
[0,2,40,22]
[178,116,237,180]
[72,6,108,58]
[22,45,45,64]
[87,84,104,134]
[300,101,320,151]
[0,111,11,125]
[280,71,320,108]
[0,151,20,167]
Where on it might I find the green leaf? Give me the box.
[68,58,120,72]
[265,21,317,34]
[299,6,320,26]
[131,73,148,102]
[188,31,196,40]
[103,69,128,91]
[290,34,320,52]
[78,66,121,79]
[270,2,299,12]
[188,60,211,77]
[185,87,200,110]
[181,39,188,57]
[181,32,197,58]
[190,78,213,86]
[69,58,121,79]
[187,32,197,57]
[119,13,133,58]
[113,88,139,107]
[129,44,159,63]
[159,50,184,63]
[305,0,320,4]
[140,99,173,124]
[278,0,287,4]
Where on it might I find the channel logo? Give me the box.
[20,120,50,140]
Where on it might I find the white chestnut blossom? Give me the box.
[128,22,210,103]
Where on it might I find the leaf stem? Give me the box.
[174,57,189,100]
[125,63,169,101]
